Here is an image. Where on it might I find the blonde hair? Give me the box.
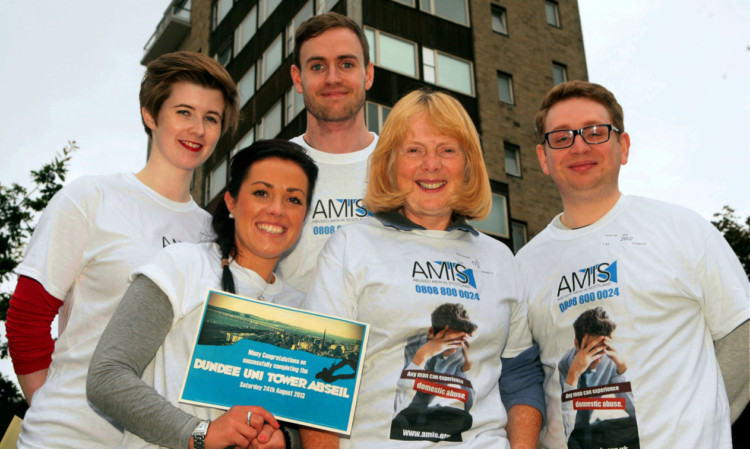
[364,89,491,220]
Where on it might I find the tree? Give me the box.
[712,206,750,449]
[711,206,750,278]
[0,141,77,434]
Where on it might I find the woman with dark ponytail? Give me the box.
[87,140,317,449]
[213,139,317,295]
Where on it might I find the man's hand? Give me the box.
[461,339,472,372]
[412,326,467,368]
[566,334,606,387]
[602,336,627,374]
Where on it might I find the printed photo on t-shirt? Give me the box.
[558,306,640,449]
[390,303,476,442]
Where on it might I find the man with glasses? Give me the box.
[516,80,749,448]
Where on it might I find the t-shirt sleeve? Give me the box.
[16,179,97,300]
[131,246,194,327]
[499,344,545,416]
[501,258,534,358]
[303,231,358,320]
[699,227,750,340]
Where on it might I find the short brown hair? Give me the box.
[535,80,624,143]
[432,303,477,335]
[139,51,239,138]
[364,89,492,220]
[573,307,616,345]
[293,12,370,69]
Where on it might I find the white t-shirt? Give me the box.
[276,134,377,292]
[516,195,750,449]
[119,241,303,448]
[16,173,211,449]
[304,215,532,448]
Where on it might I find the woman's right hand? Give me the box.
[195,405,280,449]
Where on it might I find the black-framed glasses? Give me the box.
[543,124,620,149]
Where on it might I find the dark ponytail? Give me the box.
[211,139,318,293]
[212,198,236,293]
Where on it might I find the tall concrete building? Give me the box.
[142,0,587,251]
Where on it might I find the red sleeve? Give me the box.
[6,275,64,375]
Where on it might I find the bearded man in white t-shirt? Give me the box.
[277,12,378,293]
[517,80,749,449]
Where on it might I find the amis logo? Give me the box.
[312,198,368,219]
[557,261,618,297]
[162,236,182,248]
[412,261,477,289]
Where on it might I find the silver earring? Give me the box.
[228,213,234,219]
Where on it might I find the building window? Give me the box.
[423,47,474,96]
[366,101,392,134]
[491,5,508,35]
[234,128,255,156]
[234,6,257,55]
[238,65,256,106]
[468,191,509,238]
[258,0,282,26]
[420,0,469,26]
[497,71,514,104]
[504,142,521,177]
[365,28,418,78]
[511,221,527,253]
[545,1,560,27]
[206,157,228,202]
[212,0,232,30]
[260,34,283,86]
[259,101,282,139]
[215,39,232,66]
[391,0,415,6]
[286,1,314,57]
[553,62,567,85]
[286,86,305,125]
[315,0,337,14]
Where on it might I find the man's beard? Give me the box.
[303,88,366,123]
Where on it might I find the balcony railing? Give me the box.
[141,0,191,65]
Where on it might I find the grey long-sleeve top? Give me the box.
[87,275,201,448]
[88,274,301,449]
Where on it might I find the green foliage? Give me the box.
[0,373,27,430]
[711,206,750,278]
[0,141,78,292]
[0,141,77,431]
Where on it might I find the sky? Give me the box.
[0,0,748,388]
[579,0,749,221]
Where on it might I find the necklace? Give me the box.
[257,274,275,301]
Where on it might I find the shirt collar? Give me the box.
[374,210,478,236]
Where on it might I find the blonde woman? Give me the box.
[302,89,543,448]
